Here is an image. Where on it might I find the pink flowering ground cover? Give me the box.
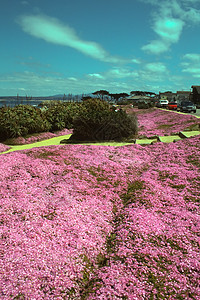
[0,143,11,153]
[7,128,73,145]
[0,134,200,299]
[129,108,200,138]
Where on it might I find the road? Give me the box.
[183,108,200,118]
[194,109,200,117]
[163,108,200,118]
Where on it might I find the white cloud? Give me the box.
[181,53,200,77]
[184,8,200,23]
[141,0,200,54]
[88,73,105,79]
[86,62,168,87]
[140,0,200,22]
[17,14,123,63]
[131,58,141,64]
[105,68,138,79]
[0,67,176,96]
[154,18,184,43]
[145,62,167,73]
[142,17,184,54]
[142,40,169,54]
[183,53,200,61]
[67,77,78,81]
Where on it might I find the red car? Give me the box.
[168,102,177,110]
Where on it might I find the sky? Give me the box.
[1,0,200,96]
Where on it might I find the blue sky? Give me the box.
[1,0,200,96]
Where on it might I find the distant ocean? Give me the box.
[0,99,45,108]
[0,96,82,108]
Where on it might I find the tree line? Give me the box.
[82,90,156,102]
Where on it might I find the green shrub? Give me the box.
[0,105,51,141]
[138,101,150,109]
[137,101,155,109]
[149,101,155,108]
[68,98,138,142]
[44,102,79,131]
[14,105,51,134]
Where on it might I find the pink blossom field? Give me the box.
[128,108,200,138]
[0,132,200,298]
[0,144,11,153]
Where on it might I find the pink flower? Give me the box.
[0,109,199,298]
[0,143,11,153]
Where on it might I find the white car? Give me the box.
[157,99,169,108]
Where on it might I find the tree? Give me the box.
[92,90,110,100]
[130,91,156,97]
[109,93,129,103]
[63,94,66,101]
[130,91,146,96]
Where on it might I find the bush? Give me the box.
[44,102,79,131]
[138,101,150,109]
[0,105,51,141]
[68,98,138,142]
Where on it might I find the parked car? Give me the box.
[168,102,177,110]
[177,101,196,113]
[157,99,169,108]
